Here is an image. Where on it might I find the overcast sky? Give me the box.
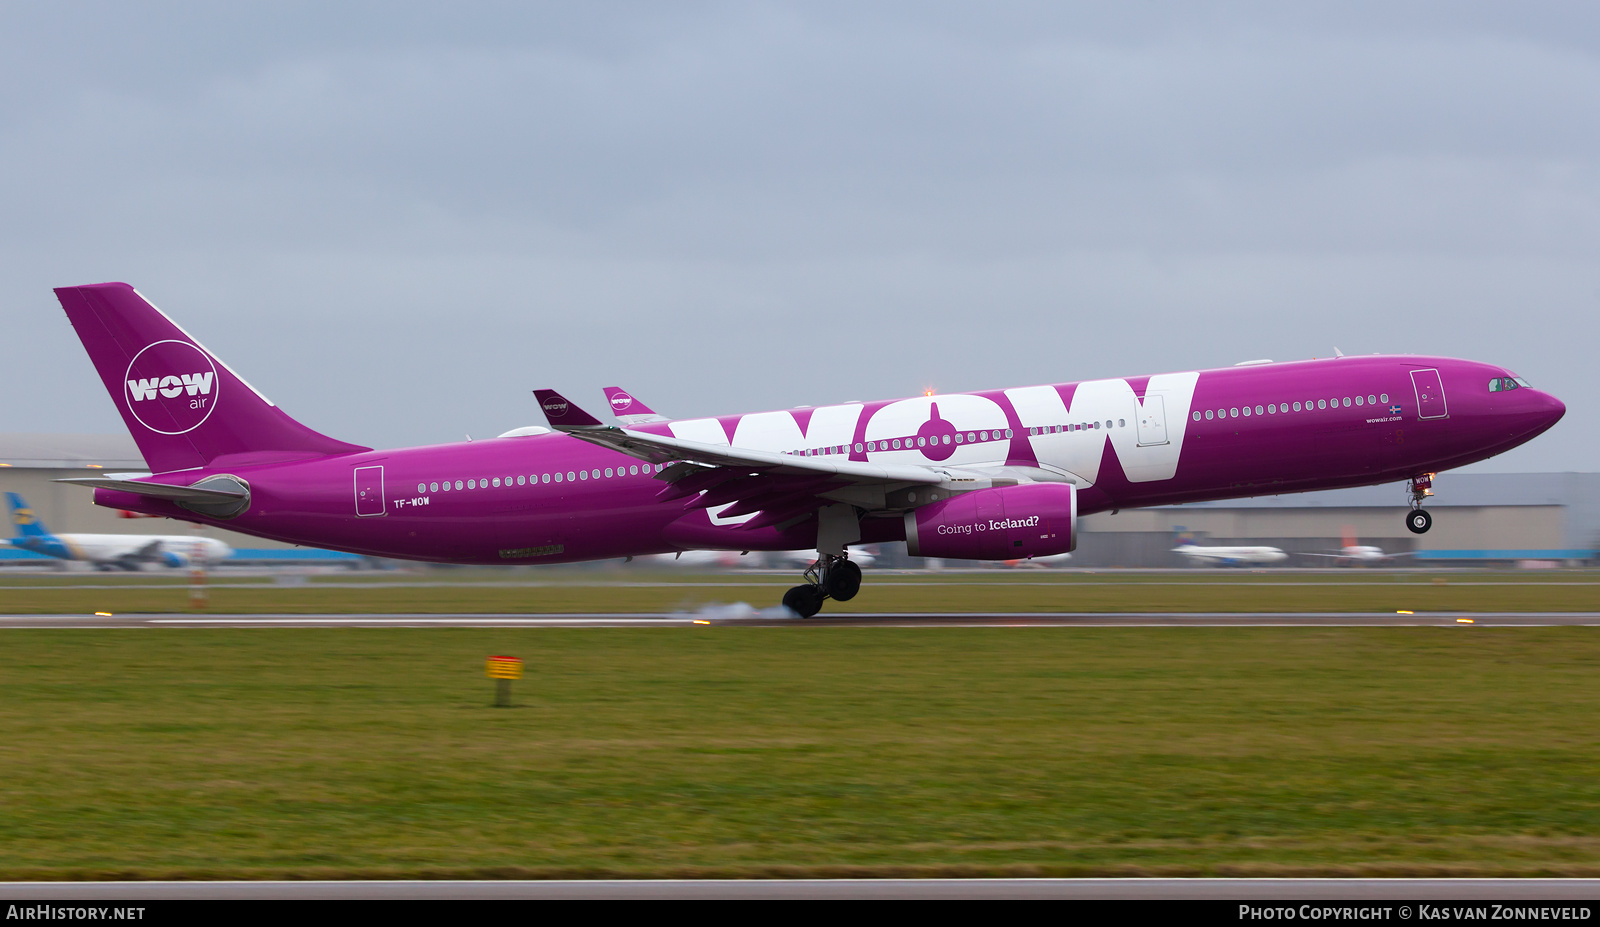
[3,2,1594,473]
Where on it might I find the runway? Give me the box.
[2,611,1599,628]
[1,878,1597,900]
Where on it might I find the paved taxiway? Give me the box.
[2,611,1598,628]
[2,878,1598,900]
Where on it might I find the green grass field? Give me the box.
[2,626,1599,879]
[0,569,1597,614]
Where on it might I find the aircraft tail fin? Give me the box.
[6,493,52,538]
[1173,525,1196,546]
[534,389,607,430]
[1341,525,1358,549]
[54,283,370,473]
[602,387,669,425]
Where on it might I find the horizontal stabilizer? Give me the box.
[533,390,606,429]
[56,477,247,503]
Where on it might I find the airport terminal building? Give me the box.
[2,433,1595,569]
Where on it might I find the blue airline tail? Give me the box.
[7,493,53,538]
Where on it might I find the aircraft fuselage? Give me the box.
[95,354,1564,564]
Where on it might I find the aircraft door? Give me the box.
[1137,394,1169,446]
[1410,368,1449,420]
[354,465,386,517]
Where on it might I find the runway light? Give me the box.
[692,619,711,625]
[94,611,112,617]
[1457,618,1474,624]
[1396,610,1414,615]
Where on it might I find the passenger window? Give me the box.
[1293,402,1301,411]
[1118,419,1126,427]
[1205,410,1214,420]
[1317,400,1326,410]
[1367,395,1376,405]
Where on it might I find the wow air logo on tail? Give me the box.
[608,390,634,413]
[123,340,219,435]
[541,395,569,418]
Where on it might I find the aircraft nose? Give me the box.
[1538,391,1567,429]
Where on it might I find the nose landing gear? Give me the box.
[782,554,862,618]
[1405,473,1435,535]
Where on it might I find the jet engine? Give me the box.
[158,550,191,568]
[903,483,1076,561]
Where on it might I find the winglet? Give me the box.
[602,387,669,425]
[533,389,606,429]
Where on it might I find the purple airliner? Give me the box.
[55,283,1564,617]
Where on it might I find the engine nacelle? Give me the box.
[158,550,191,568]
[904,483,1076,561]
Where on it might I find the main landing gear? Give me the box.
[782,554,862,619]
[1406,473,1435,535]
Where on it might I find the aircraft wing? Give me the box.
[535,389,956,530]
[1295,552,1348,558]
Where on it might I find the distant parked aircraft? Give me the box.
[1298,528,1417,565]
[641,549,750,568]
[769,548,877,570]
[6,492,230,570]
[1004,552,1073,567]
[1171,528,1287,567]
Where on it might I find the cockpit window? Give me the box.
[1489,377,1522,392]
[1489,378,1502,392]
[1513,377,1531,388]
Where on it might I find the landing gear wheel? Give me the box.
[783,584,826,618]
[823,559,862,602]
[1406,509,1432,534]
